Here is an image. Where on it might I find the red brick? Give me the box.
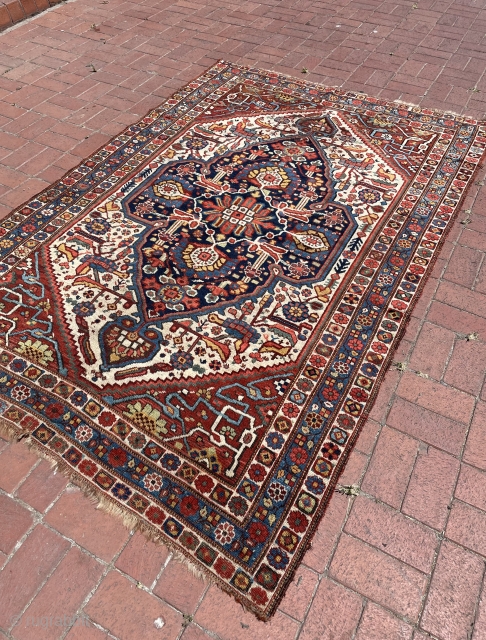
[64,622,110,640]
[361,426,418,509]
[464,401,486,470]
[278,565,318,621]
[154,559,205,613]
[443,244,482,288]
[303,491,348,572]
[0,493,32,554]
[345,495,438,573]
[180,626,212,640]
[402,447,459,530]
[0,441,38,493]
[338,449,368,486]
[456,464,486,512]
[5,0,25,23]
[446,500,486,556]
[329,534,427,620]
[369,368,400,423]
[85,571,182,640]
[0,5,12,29]
[473,575,486,640]
[167,575,281,638]
[13,547,103,640]
[387,397,467,456]
[397,371,475,424]
[115,532,169,587]
[427,301,486,336]
[436,280,486,320]
[444,339,486,395]
[354,418,380,455]
[297,577,363,640]
[16,459,68,512]
[408,322,455,380]
[45,488,129,561]
[19,0,37,16]
[0,525,69,629]
[421,541,484,640]
[355,602,413,640]
[459,228,486,252]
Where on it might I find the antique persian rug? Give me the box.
[0,61,484,619]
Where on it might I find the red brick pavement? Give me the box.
[0,0,486,638]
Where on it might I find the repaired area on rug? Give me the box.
[0,60,484,619]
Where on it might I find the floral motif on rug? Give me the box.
[0,61,484,619]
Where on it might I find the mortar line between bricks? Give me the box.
[471,562,486,640]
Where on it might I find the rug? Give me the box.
[0,60,484,619]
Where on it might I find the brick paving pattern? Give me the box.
[0,0,485,638]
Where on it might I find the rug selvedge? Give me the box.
[0,60,484,619]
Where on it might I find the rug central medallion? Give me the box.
[0,61,483,621]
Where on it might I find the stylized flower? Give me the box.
[250,586,268,605]
[214,522,235,545]
[306,476,325,495]
[75,425,93,443]
[127,432,146,449]
[11,384,31,401]
[98,411,116,427]
[108,447,127,467]
[228,496,248,516]
[10,358,27,372]
[288,510,308,533]
[267,547,289,570]
[143,473,163,492]
[282,301,309,323]
[289,447,308,465]
[45,402,65,419]
[70,390,88,407]
[112,482,131,500]
[282,403,299,418]
[350,388,368,403]
[124,401,167,437]
[179,495,199,516]
[266,432,284,450]
[78,459,97,477]
[248,521,269,543]
[160,453,181,471]
[309,354,327,368]
[194,475,214,494]
[146,506,165,524]
[371,341,388,354]
[15,339,54,366]
[267,481,288,503]
[322,387,339,402]
[248,464,266,483]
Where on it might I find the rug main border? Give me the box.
[0,59,485,621]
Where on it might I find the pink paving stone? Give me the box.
[354,602,413,640]
[180,626,212,640]
[0,441,38,492]
[195,584,300,640]
[296,577,363,640]
[16,459,68,512]
[387,397,467,456]
[361,426,419,509]
[329,534,427,620]
[435,280,486,320]
[473,578,486,640]
[369,368,401,424]
[354,418,380,455]
[45,487,130,561]
[402,446,459,530]
[463,401,486,471]
[344,495,438,573]
[421,541,484,640]
[427,300,486,337]
[115,532,169,588]
[443,339,486,396]
[153,559,206,613]
[85,570,182,640]
[13,547,104,640]
[64,622,110,640]
[408,322,455,380]
[396,370,475,424]
[278,565,319,622]
[303,490,349,573]
[0,492,33,554]
[443,244,482,288]
[455,464,486,511]
[0,525,70,630]
[446,500,486,556]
